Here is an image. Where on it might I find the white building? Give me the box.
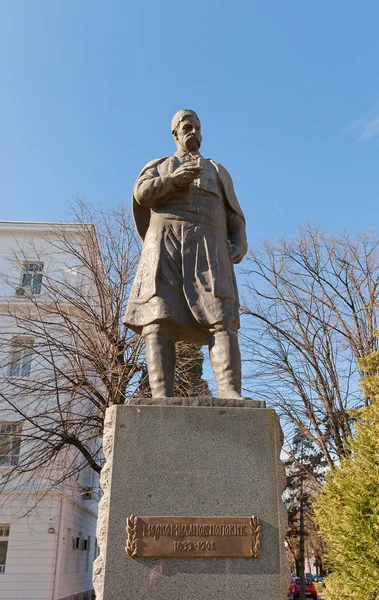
[0,222,99,600]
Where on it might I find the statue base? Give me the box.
[93,398,289,600]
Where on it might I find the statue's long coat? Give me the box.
[124,155,247,342]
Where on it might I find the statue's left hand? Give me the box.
[227,242,245,264]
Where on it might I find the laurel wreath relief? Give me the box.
[125,514,139,558]
[250,515,261,558]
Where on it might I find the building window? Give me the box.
[0,423,21,466]
[0,525,10,574]
[82,536,90,551]
[9,337,34,377]
[85,536,91,571]
[71,534,91,552]
[72,534,81,550]
[21,262,44,295]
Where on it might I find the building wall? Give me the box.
[0,494,59,600]
[56,497,97,600]
[0,493,97,600]
[0,222,99,600]
[0,222,85,300]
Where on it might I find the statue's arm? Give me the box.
[211,160,248,263]
[227,210,248,264]
[134,163,175,208]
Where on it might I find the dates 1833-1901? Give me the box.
[173,540,215,552]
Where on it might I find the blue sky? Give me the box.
[1,0,379,248]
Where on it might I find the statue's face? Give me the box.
[175,115,202,152]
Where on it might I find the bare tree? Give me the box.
[0,202,212,498]
[137,340,209,398]
[284,429,327,575]
[0,202,144,494]
[241,225,379,468]
[174,342,210,397]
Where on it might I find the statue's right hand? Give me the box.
[170,163,203,187]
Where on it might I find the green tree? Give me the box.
[314,349,379,599]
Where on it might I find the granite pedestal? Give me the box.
[93,399,289,600]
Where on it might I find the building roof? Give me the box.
[0,221,94,233]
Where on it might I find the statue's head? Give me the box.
[171,109,202,152]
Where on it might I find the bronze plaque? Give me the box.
[125,515,261,559]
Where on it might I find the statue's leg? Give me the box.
[209,329,242,398]
[143,323,176,398]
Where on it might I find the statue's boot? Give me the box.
[144,327,176,398]
[209,330,242,398]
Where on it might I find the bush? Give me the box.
[314,398,379,599]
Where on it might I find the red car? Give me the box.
[288,577,318,600]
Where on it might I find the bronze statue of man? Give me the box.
[124,109,247,398]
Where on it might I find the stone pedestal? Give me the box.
[93,399,289,600]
